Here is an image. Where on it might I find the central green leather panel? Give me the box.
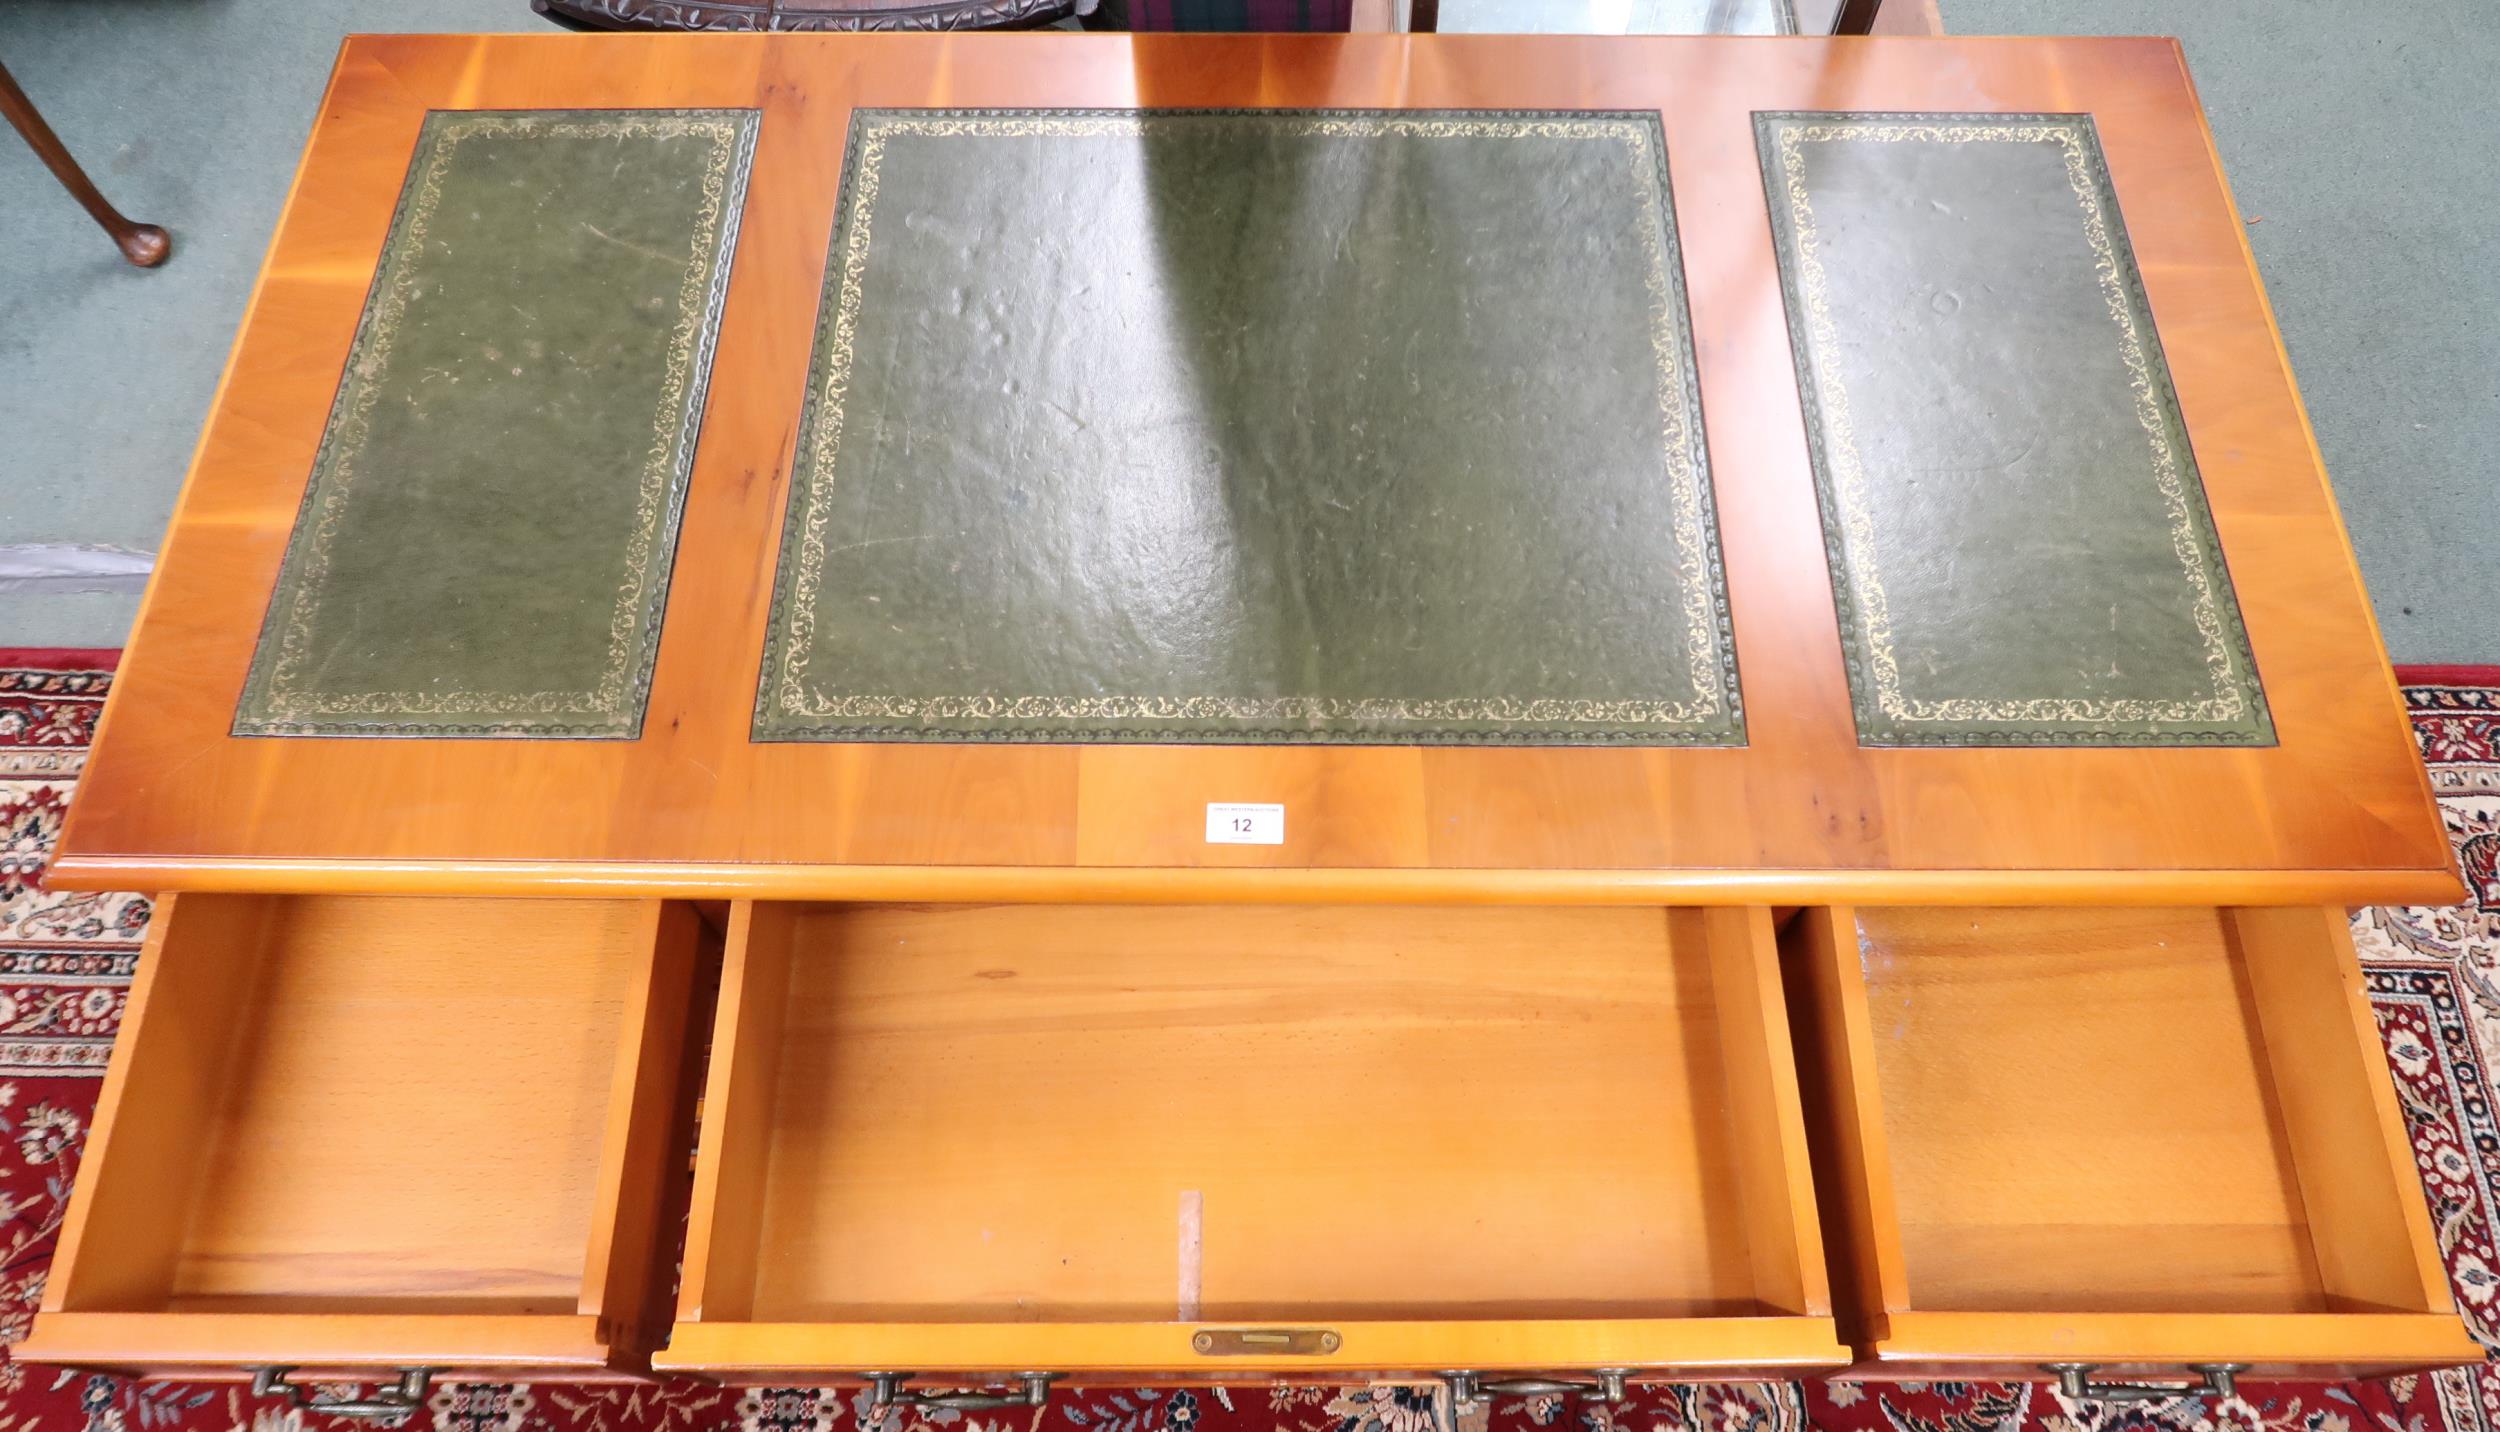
[754,108,1742,746]
[1757,112,2272,747]
[234,109,758,739]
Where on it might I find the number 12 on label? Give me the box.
[1205,803,1285,846]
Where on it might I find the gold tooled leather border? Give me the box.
[757,108,1744,746]
[233,108,758,739]
[1757,112,2275,748]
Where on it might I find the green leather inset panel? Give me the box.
[1758,113,2272,747]
[233,109,758,739]
[756,109,1741,745]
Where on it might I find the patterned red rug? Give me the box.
[3,648,2495,1432]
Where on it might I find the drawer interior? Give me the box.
[1860,906,2335,1313]
[42,894,702,1336]
[1783,903,2470,1373]
[681,902,1826,1332]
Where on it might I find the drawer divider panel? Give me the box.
[1776,905,1911,1344]
[1699,907,1831,1319]
[581,902,712,1354]
[679,901,797,1326]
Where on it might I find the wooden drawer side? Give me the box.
[1697,907,1832,1323]
[1775,906,1909,1350]
[580,900,714,1361]
[41,893,277,1316]
[2226,907,2455,1316]
[679,898,794,1327]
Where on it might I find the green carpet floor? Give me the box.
[1939,0,2499,665]
[2,0,2490,659]
[0,0,534,647]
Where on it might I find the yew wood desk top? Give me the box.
[55,32,2459,906]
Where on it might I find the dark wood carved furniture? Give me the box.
[1407,0,1887,36]
[530,0,1079,30]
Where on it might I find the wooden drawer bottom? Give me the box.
[1782,904,2483,1385]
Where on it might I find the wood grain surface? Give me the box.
[1777,903,2483,1378]
[22,893,702,1374]
[667,899,1844,1373]
[54,34,2455,904]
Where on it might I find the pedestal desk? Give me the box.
[18,29,2481,1416]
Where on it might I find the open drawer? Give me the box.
[1781,904,2483,1389]
[660,901,1847,1386]
[17,893,708,1389]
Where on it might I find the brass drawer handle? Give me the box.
[864,1372,1057,1411]
[2044,1364,2244,1404]
[1445,1370,1631,1407]
[251,1368,433,1422]
[1192,1328,1342,1356]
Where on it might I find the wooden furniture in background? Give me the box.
[0,54,168,267]
[1395,1,1912,36]
[1866,0,1941,34]
[18,31,2476,1413]
[530,0,1079,30]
